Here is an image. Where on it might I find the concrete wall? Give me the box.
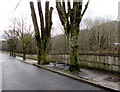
[47,54,120,73]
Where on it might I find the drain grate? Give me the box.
[104,77,120,83]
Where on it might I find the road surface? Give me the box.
[0,52,2,91]
[1,53,107,91]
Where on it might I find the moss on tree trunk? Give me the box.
[68,29,80,72]
[56,0,90,72]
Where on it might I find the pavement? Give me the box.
[1,53,108,91]
[15,55,120,91]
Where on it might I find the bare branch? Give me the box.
[45,1,50,33]
[62,0,66,14]
[81,0,90,17]
[47,7,54,36]
[37,0,45,40]
[14,0,22,11]
[30,2,40,41]
[56,1,65,25]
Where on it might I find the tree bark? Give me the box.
[37,42,42,64]
[56,0,90,72]
[68,27,80,72]
[30,2,41,64]
[23,48,26,60]
[37,1,53,65]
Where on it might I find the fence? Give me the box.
[47,53,120,73]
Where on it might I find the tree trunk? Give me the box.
[23,53,26,60]
[68,29,80,72]
[40,38,49,65]
[30,2,42,64]
[9,47,12,56]
[23,48,26,60]
[13,47,16,57]
[13,49,16,57]
[37,42,42,64]
[10,51,12,56]
[11,48,14,56]
[40,49,47,65]
[13,53,16,57]
[56,0,90,72]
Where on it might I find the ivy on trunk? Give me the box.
[56,0,90,72]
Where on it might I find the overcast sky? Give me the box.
[0,0,119,39]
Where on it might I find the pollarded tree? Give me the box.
[56,0,90,72]
[30,0,53,64]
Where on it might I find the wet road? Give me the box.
[0,52,2,91]
[1,53,107,90]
